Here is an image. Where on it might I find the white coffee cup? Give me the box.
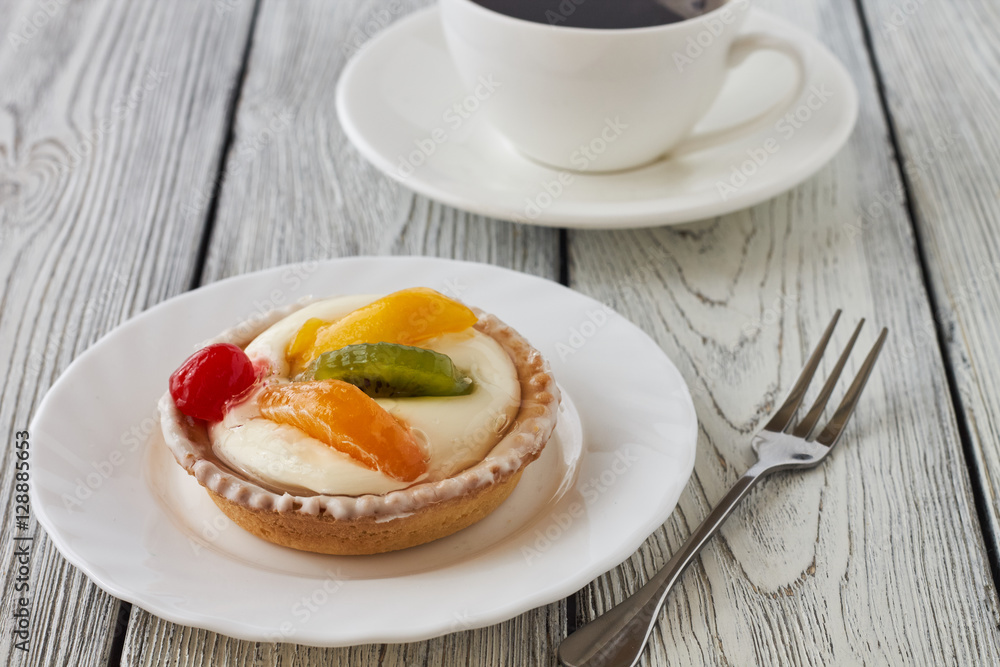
[440,0,808,172]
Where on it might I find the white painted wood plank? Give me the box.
[856,0,1000,569]
[0,0,257,664]
[566,0,1000,664]
[121,1,563,665]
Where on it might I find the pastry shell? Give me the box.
[158,300,560,555]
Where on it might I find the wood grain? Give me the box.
[120,1,563,665]
[566,0,1000,664]
[7,0,998,664]
[856,0,1000,569]
[0,0,256,664]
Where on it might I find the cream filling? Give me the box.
[208,295,521,496]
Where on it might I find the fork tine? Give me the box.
[763,310,841,433]
[815,327,888,447]
[791,319,865,439]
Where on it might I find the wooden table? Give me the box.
[4,0,999,664]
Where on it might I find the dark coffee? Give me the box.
[470,0,727,29]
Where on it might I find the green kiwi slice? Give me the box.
[298,343,474,398]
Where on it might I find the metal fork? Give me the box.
[558,311,888,667]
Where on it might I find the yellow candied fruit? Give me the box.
[287,318,328,363]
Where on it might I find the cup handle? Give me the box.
[671,32,809,156]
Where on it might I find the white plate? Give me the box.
[31,257,697,646]
[336,7,858,229]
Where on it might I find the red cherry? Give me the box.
[169,343,258,421]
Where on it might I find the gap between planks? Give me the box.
[849,0,1000,592]
[108,1,263,666]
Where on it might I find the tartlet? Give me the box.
[159,294,560,555]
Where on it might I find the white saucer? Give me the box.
[30,257,697,646]
[336,7,858,229]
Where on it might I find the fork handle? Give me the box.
[558,462,772,667]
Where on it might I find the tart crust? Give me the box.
[158,299,560,555]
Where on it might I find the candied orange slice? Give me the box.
[287,288,477,373]
[259,379,427,482]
